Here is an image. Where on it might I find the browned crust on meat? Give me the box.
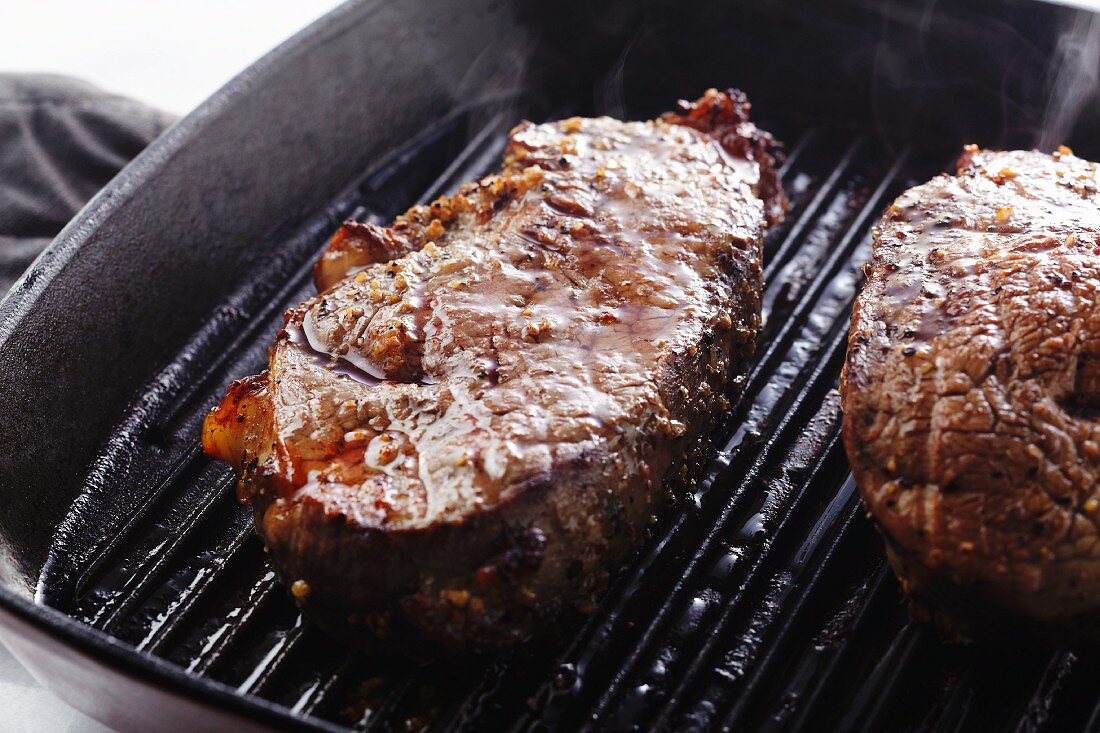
[842,145,1100,644]
[205,90,783,654]
[663,88,786,226]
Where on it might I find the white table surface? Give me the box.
[2,1,344,116]
[0,4,343,730]
[0,644,111,733]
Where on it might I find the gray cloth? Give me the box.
[0,74,175,294]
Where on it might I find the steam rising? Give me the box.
[1038,9,1100,151]
[452,26,533,140]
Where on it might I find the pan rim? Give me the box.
[0,0,371,729]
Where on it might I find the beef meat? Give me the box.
[842,146,1100,643]
[204,89,784,653]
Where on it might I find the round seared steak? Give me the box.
[204,90,784,653]
[842,146,1100,643]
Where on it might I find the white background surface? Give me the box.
[0,645,111,733]
[0,5,343,730]
[2,1,344,115]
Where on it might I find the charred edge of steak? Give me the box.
[202,372,269,472]
[664,87,787,226]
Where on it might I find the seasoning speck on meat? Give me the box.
[204,89,785,653]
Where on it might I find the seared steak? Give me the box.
[204,90,784,653]
[842,146,1100,643]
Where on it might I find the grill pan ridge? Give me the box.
[2,1,1100,731]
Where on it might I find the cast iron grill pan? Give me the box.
[31,103,1100,732]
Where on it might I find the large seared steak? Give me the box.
[204,90,784,653]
